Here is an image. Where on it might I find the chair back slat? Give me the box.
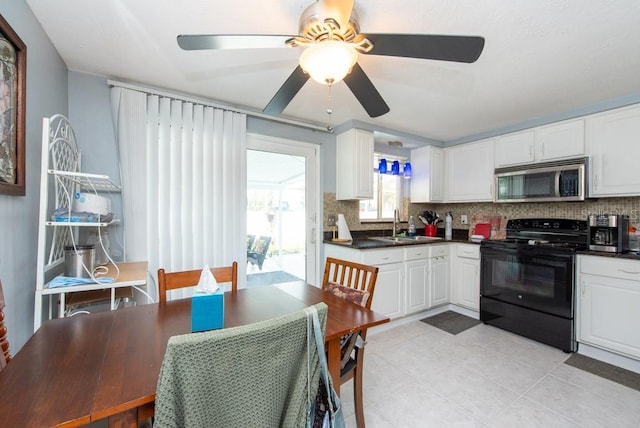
[322,257,379,309]
[157,262,238,303]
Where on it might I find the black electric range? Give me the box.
[479,218,588,352]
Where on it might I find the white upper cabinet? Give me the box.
[536,118,585,161]
[446,139,495,202]
[495,130,535,167]
[495,118,584,168]
[587,104,640,197]
[410,145,444,202]
[336,129,374,200]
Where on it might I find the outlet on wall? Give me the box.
[461,214,468,225]
[327,214,337,226]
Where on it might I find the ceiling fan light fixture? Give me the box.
[299,40,358,85]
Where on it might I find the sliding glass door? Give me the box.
[246,135,319,287]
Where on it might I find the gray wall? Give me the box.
[0,2,68,351]
[68,71,124,260]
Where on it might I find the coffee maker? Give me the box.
[588,214,629,253]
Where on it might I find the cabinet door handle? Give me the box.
[619,269,640,275]
[581,280,585,295]
[380,257,389,260]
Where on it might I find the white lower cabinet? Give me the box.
[451,244,480,310]
[404,244,451,313]
[578,255,640,360]
[405,259,429,314]
[374,262,405,319]
[324,243,452,319]
[428,245,450,307]
[324,245,406,319]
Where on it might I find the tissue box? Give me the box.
[191,289,224,332]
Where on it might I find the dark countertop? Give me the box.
[323,237,479,249]
[577,249,640,260]
[323,228,477,249]
[324,233,640,260]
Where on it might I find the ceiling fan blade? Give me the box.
[365,34,485,63]
[177,34,293,50]
[263,66,310,116]
[318,0,355,30]
[343,63,390,118]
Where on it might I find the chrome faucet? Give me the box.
[392,208,400,237]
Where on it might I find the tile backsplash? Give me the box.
[323,193,640,233]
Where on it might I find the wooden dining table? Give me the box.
[0,282,389,427]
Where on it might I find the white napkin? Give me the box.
[194,264,219,294]
[337,214,353,241]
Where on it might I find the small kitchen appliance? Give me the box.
[588,214,629,253]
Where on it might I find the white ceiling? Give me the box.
[27,0,640,143]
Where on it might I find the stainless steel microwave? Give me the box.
[494,157,587,203]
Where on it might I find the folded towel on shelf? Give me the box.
[49,276,115,288]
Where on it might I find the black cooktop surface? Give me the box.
[484,218,589,251]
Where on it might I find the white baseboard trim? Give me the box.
[577,342,640,374]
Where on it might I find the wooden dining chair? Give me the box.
[321,257,379,428]
[154,303,329,427]
[0,278,11,371]
[157,262,238,303]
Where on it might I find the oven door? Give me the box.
[480,245,575,319]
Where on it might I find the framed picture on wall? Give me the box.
[0,14,26,196]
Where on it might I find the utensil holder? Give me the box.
[425,224,437,237]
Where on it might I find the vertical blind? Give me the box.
[111,87,247,300]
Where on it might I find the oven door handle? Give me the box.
[554,170,561,198]
[618,269,640,275]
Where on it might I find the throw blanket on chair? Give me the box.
[154,303,328,428]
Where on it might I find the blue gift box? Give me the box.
[191,289,224,332]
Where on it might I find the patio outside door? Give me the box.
[246,134,319,287]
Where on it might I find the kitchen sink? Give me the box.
[400,236,443,241]
[368,236,442,244]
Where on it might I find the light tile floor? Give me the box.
[339,320,640,428]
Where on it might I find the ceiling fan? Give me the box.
[177,0,485,118]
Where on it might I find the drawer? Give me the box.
[456,244,480,259]
[404,245,430,261]
[579,255,640,282]
[429,244,450,258]
[361,248,404,265]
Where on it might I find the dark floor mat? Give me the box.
[564,353,640,392]
[420,311,481,335]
